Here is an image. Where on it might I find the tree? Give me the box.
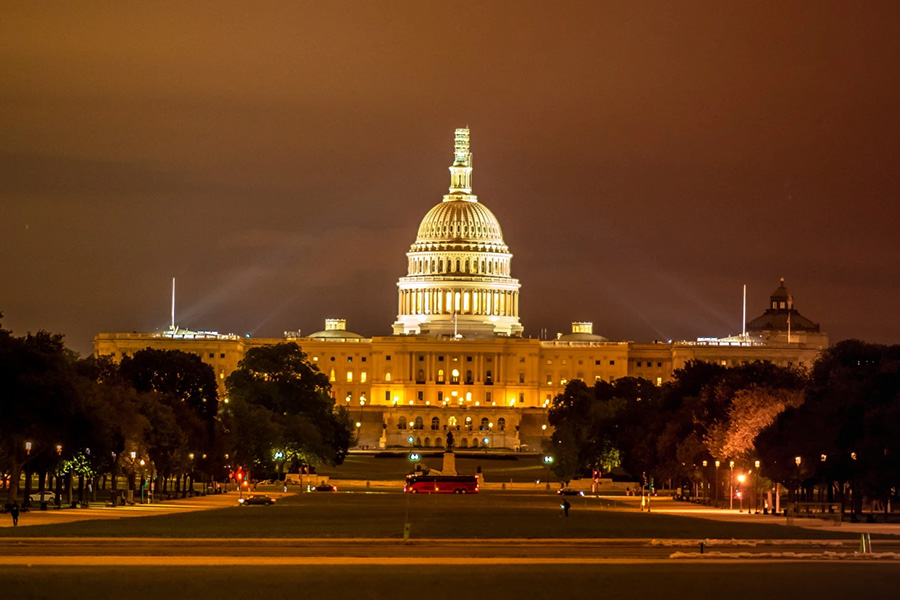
[0,321,81,506]
[224,343,351,479]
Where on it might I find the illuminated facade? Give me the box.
[94,129,828,452]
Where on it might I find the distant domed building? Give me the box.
[746,278,827,346]
[393,128,522,337]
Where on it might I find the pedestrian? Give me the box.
[10,501,19,526]
[559,498,570,518]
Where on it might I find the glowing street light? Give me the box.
[729,460,735,510]
[737,473,746,512]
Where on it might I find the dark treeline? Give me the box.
[0,317,351,507]
[547,340,900,519]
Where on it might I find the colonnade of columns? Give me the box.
[398,288,519,317]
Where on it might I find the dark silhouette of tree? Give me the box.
[224,343,351,478]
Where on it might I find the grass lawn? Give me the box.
[0,491,865,540]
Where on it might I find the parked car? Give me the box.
[556,488,584,496]
[29,492,59,504]
[238,494,276,506]
[314,483,337,492]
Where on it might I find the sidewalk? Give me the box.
[0,491,287,528]
[625,495,900,536]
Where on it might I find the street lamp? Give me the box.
[737,474,746,512]
[702,461,708,503]
[729,460,735,510]
[794,455,802,505]
[543,455,554,489]
[55,444,63,508]
[754,460,760,514]
[714,460,720,506]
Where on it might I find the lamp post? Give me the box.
[737,473,746,512]
[794,455,802,505]
[754,460,760,513]
[702,460,708,504]
[729,460,735,510]
[714,460,720,507]
[543,455,554,489]
[55,444,63,508]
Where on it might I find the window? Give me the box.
[657,362,662,367]
[636,361,642,367]
[465,370,473,384]
[486,392,492,403]
[418,355,424,361]
[437,391,443,403]
[467,356,473,362]
[463,416,473,430]
[546,374,552,385]
[609,360,615,366]
[438,356,445,362]
[361,371,367,383]
[220,353,225,359]
[385,391,391,402]
[437,369,445,384]
[385,371,392,381]
[518,372,525,384]
[448,416,457,427]
[451,369,460,384]
[519,393,525,403]
[595,360,601,365]
[498,418,506,432]
[362,357,366,362]
[347,356,353,362]
[656,377,663,386]
[208,353,214,359]
[416,369,425,384]
[329,369,336,382]
[398,417,407,430]
[414,417,424,430]
[431,417,440,430]
[417,391,424,402]
[485,370,493,385]
[519,357,525,363]
[480,418,489,431]
[346,371,353,382]
[386,355,392,361]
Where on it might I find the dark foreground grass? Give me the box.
[0,492,865,540]
[6,564,900,600]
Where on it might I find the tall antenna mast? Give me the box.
[742,284,746,339]
[171,277,176,331]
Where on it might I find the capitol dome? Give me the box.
[392,129,523,338]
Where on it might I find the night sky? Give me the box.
[3,2,899,356]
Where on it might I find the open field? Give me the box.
[0,490,882,541]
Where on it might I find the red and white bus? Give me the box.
[404,475,479,494]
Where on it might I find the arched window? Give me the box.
[431,417,440,430]
[456,259,460,272]
[437,369,445,384]
[498,417,506,432]
[436,437,443,447]
[465,370,473,384]
[480,417,490,431]
[485,370,493,385]
[460,438,468,448]
[451,369,460,384]
[414,416,424,430]
[416,369,425,384]
[385,371,392,382]
[424,438,431,447]
[415,437,422,447]
[448,416,458,427]
[464,416,473,430]
[398,417,407,430]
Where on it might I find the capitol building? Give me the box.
[94,129,828,452]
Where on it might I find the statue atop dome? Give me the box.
[448,127,474,196]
